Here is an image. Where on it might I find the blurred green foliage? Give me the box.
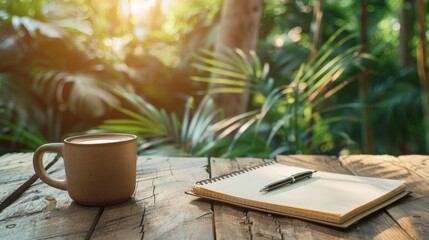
[0,0,428,156]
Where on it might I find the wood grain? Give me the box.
[340,155,429,196]
[0,154,101,239]
[1,154,428,239]
[340,154,429,239]
[91,156,214,240]
[0,153,35,185]
[276,155,349,173]
[211,157,286,240]
[211,158,262,239]
[0,153,52,203]
[0,153,60,212]
[397,155,429,176]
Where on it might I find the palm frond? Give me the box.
[192,49,270,94]
[97,93,214,155]
[32,69,120,118]
[190,28,366,155]
[11,16,68,39]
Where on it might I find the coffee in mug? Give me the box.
[33,133,137,206]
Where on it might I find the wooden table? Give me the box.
[0,153,428,239]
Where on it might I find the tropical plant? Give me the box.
[0,0,224,155]
[2,0,426,157]
[95,28,367,158]
[95,91,260,157]
[0,0,129,153]
[192,28,367,157]
[370,65,424,154]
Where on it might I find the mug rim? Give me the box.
[64,133,137,145]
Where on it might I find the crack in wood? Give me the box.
[166,158,177,181]
[207,156,212,178]
[243,211,253,240]
[84,206,104,240]
[196,209,213,220]
[139,194,158,202]
[152,180,156,207]
[274,217,285,240]
[384,209,415,239]
[139,206,146,240]
[207,156,216,240]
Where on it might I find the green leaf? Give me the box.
[12,16,67,39]
[193,54,241,72]
[181,97,194,144]
[192,63,247,79]
[191,76,246,86]
[206,87,246,94]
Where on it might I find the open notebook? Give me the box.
[188,161,408,228]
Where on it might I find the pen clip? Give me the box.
[260,170,317,192]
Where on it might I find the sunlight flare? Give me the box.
[119,0,156,17]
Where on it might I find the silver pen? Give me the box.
[260,170,317,192]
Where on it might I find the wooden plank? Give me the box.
[340,155,429,197]
[386,196,429,240]
[210,158,255,239]
[340,154,429,239]
[211,157,283,240]
[0,153,35,185]
[393,155,429,196]
[0,153,60,212]
[0,153,101,239]
[397,155,429,183]
[91,156,214,240]
[277,210,411,239]
[244,211,282,240]
[234,158,286,240]
[276,155,351,173]
[1,153,425,239]
[0,153,46,203]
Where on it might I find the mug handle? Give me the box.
[33,143,67,190]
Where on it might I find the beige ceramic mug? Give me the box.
[33,133,137,206]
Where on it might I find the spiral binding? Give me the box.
[196,161,275,185]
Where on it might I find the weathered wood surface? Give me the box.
[0,153,36,205]
[91,157,213,240]
[0,153,57,206]
[211,157,273,240]
[0,153,428,239]
[0,153,100,239]
[0,155,213,240]
[339,155,429,239]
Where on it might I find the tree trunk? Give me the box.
[359,0,374,153]
[399,0,414,67]
[311,0,323,53]
[306,0,323,150]
[416,0,429,152]
[210,0,263,117]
